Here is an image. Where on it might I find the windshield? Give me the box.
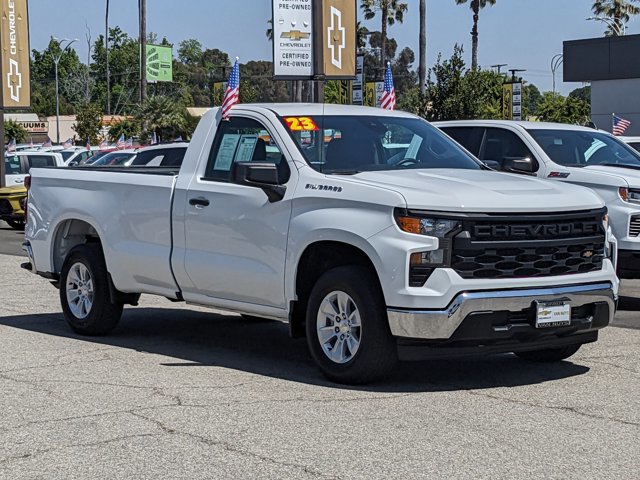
[91,152,135,166]
[282,115,482,173]
[528,129,640,168]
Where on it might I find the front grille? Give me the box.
[0,199,11,215]
[450,209,606,280]
[629,216,640,237]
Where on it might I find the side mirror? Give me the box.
[230,162,286,202]
[503,157,535,175]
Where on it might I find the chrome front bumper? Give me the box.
[388,282,616,340]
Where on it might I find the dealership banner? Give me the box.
[1,0,30,108]
[315,0,356,78]
[272,0,314,79]
[146,44,173,82]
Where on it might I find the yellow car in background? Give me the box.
[0,184,27,230]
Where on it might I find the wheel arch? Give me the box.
[51,217,104,274]
[289,239,385,338]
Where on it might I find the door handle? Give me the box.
[189,197,210,207]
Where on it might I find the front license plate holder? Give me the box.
[535,300,571,328]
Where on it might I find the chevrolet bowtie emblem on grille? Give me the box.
[582,250,594,258]
[280,30,310,41]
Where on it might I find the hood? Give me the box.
[582,165,640,187]
[345,169,604,213]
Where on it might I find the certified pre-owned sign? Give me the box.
[272,0,314,79]
[1,0,30,108]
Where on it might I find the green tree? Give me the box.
[592,0,640,35]
[177,38,203,65]
[361,0,409,65]
[454,0,496,70]
[523,84,543,117]
[72,103,103,144]
[4,120,28,143]
[107,118,140,142]
[569,85,591,105]
[137,95,189,143]
[424,45,468,121]
[537,92,591,124]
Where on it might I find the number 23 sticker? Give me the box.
[284,117,319,131]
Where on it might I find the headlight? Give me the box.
[395,211,461,238]
[395,210,462,287]
[619,187,640,204]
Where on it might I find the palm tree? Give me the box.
[592,0,640,36]
[455,0,496,70]
[361,0,409,65]
[419,0,426,94]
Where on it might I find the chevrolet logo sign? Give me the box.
[280,30,310,41]
[582,250,594,258]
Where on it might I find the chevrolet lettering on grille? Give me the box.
[474,222,601,239]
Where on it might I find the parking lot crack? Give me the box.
[128,411,341,478]
[455,386,640,428]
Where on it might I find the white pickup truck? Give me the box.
[436,120,640,279]
[23,105,617,384]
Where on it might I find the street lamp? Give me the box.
[551,54,564,94]
[586,16,625,36]
[50,37,79,145]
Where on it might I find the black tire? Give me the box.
[515,344,582,362]
[59,244,123,336]
[6,219,25,230]
[305,266,397,384]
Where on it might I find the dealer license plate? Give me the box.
[535,301,571,328]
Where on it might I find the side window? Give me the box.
[481,128,539,171]
[205,117,289,182]
[440,127,484,156]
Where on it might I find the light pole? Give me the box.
[551,54,563,94]
[586,16,625,36]
[51,37,79,145]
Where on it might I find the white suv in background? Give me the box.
[4,151,64,185]
[436,120,640,278]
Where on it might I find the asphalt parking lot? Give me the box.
[0,230,639,479]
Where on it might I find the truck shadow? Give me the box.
[0,308,591,392]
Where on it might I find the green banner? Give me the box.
[146,45,173,82]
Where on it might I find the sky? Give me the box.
[29,0,640,95]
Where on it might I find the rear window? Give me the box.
[130,147,187,167]
[26,155,56,170]
[4,155,24,175]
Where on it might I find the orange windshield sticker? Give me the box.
[285,117,319,131]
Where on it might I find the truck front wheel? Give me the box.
[515,344,582,362]
[306,266,397,384]
[59,244,123,335]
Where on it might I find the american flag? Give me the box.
[62,138,73,148]
[222,58,240,120]
[6,138,16,153]
[150,131,158,145]
[380,62,396,110]
[125,137,133,148]
[116,134,126,149]
[86,138,91,150]
[43,137,52,148]
[29,137,34,148]
[613,114,631,136]
[99,139,109,149]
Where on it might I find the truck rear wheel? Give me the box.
[60,244,123,335]
[306,266,397,384]
[515,344,582,362]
